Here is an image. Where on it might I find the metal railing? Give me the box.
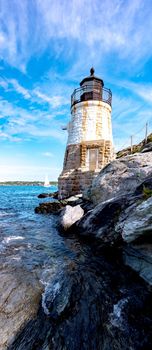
[71,84,112,107]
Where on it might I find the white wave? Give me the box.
[42,281,60,316]
[42,293,50,315]
[0,242,5,252]
[0,211,13,217]
[10,256,21,261]
[40,264,60,287]
[40,267,63,316]
[110,298,129,329]
[2,236,24,244]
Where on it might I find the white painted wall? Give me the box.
[85,106,97,141]
[67,101,112,145]
[67,112,83,145]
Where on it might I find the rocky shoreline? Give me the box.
[8,244,152,350]
[35,150,152,286]
[7,149,152,350]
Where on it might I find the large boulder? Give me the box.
[123,245,152,286]
[74,196,131,244]
[85,152,152,205]
[116,195,152,286]
[0,267,42,349]
[68,179,150,243]
[120,196,152,243]
[71,176,152,285]
[60,205,84,231]
[141,142,152,153]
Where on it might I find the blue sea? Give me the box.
[0,185,84,303]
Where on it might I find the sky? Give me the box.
[0,0,152,181]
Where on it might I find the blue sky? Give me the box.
[0,0,152,181]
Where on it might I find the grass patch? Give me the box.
[143,185,152,199]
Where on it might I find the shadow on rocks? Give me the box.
[7,246,152,350]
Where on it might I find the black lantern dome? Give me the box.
[80,68,104,87]
[71,68,112,107]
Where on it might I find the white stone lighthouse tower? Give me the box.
[58,68,114,198]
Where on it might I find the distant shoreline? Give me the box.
[0,181,58,186]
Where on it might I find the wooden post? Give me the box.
[145,122,148,144]
[131,135,133,153]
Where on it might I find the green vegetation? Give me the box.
[142,185,152,199]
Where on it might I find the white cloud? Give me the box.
[42,152,54,157]
[34,90,53,104]
[34,90,69,108]
[0,76,69,111]
[23,124,65,140]
[0,164,61,181]
[9,79,31,99]
[0,131,21,142]
[0,0,152,69]
[0,77,31,99]
[1,0,152,172]
[111,91,152,151]
[0,97,67,143]
[120,81,152,104]
[0,79,8,90]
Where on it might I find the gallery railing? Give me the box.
[71,85,112,107]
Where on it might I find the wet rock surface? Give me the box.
[0,266,42,350]
[123,244,152,286]
[35,195,92,215]
[71,195,130,244]
[38,191,58,199]
[70,183,152,285]
[35,201,64,214]
[60,205,84,231]
[7,246,152,350]
[74,154,152,289]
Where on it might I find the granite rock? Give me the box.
[123,245,152,286]
[8,249,152,350]
[120,196,152,243]
[85,152,152,205]
[141,142,152,153]
[0,267,42,349]
[60,205,84,231]
[35,201,63,214]
[73,177,152,285]
[38,191,58,199]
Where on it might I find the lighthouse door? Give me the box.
[89,148,98,171]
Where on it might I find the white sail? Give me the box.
[44,175,50,187]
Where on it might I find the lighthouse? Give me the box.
[58,68,114,199]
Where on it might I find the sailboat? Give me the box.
[44,175,51,187]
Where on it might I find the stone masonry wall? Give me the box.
[63,144,80,170]
[58,140,114,198]
[63,140,113,172]
[58,169,98,199]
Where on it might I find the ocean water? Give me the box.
[0,185,84,303]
